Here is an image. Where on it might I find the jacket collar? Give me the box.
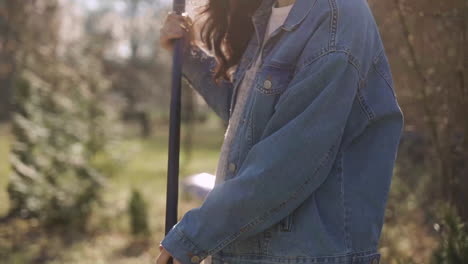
[252,0,317,31]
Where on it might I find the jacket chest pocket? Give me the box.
[254,64,294,95]
[246,64,295,147]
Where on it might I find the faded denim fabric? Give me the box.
[161,0,404,264]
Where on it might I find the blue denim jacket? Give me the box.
[161,0,404,263]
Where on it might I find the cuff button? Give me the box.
[263,79,273,89]
[191,256,201,263]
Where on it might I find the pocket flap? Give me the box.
[254,65,295,95]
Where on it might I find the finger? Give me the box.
[161,25,186,38]
[169,14,192,27]
[168,13,186,22]
[166,19,189,33]
[156,250,171,264]
[164,30,186,41]
[181,14,193,26]
[179,22,188,31]
[167,11,186,20]
[166,16,192,34]
[183,17,193,28]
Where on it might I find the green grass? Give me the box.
[0,118,225,264]
[103,119,225,238]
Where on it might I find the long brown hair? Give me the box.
[195,0,263,84]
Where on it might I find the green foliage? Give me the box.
[432,207,468,264]
[7,66,119,230]
[128,189,149,236]
[396,258,417,264]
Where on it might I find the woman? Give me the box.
[157,0,403,263]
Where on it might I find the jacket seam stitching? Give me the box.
[283,0,318,31]
[357,54,377,121]
[174,227,208,257]
[282,50,355,108]
[296,49,376,122]
[339,151,352,251]
[262,229,272,255]
[372,53,397,99]
[357,82,375,121]
[297,48,362,77]
[214,249,380,260]
[328,0,338,48]
[355,50,388,122]
[373,64,392,91]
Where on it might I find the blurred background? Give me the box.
[0,0,466,263]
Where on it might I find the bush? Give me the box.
[7,65,119,230]
[432,207,468,264]
[128,189,150,236]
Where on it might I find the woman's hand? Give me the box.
[160,11,194,52]
[156,244,182,264]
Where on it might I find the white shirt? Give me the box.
[215,4,294,186]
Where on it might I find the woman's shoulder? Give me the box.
[297,0,385,76]
[309,0,379,32]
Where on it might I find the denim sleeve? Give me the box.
[182,44,233,123]
[161,52,360,264]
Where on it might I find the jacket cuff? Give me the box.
[161,224,209,264]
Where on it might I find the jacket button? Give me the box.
[190,256,200,263]
[228,163,237,173]
[263,79,272,89]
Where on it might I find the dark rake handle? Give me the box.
[165,1,185,264]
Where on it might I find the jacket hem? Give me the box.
[211,250,380,264]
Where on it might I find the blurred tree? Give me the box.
[369,0,467,220]
[369,0,467,262]
[83,0,174,137]
[5,0,121,230]
[0,0,26,121]
[394,0,467,221]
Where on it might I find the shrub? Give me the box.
[7,64,119,230]
[128,189,150,236]
[432,207,468,264]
